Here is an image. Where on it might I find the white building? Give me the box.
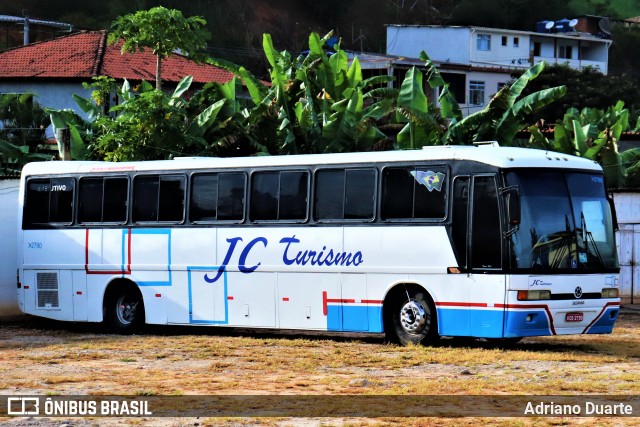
[386,21,612,115]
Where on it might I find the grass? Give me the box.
[1,313,640,425]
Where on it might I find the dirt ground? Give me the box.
[1,309,640,426]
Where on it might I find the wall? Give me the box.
[612,192,640,304]
[0,179,19,315]
[0,81,93,122]
[386,26,471,64]
[470,29,531,67]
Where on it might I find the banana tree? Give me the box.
[445,61,566,145]
[529,101,630,188]
[209,31,393,155]
[0,93,51,155]
[372,51,461,150]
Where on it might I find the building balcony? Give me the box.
[533,56,608,74]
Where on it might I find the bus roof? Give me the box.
[21,145,602,176]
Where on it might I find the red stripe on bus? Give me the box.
[227,296,234,301]
[360,300,383,304]
[322,291,328,316]
[85,229,131,275]
[435,302,488,308]
[282,297,290,302]
[582,301,621,333]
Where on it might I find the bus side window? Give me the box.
[133,174,185,223]
[471,176,501,269]
[250,171,308,222]
[49,178,74,223]
[452,176,469,268]
[314,169,375,221]
[25,178,74,226]
[79,177,128,223]
[191,172,246,222]
[382,166,447,220]
[25,179,51,225]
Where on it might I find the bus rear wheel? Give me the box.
[105,286,145,334]
[385,288,438,345]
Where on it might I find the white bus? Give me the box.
[16,144,621,344]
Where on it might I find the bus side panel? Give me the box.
[23,229,85,267]
[278,273,339,330]
[226,272,276,327]
[72,270,88,321]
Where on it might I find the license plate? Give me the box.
[566,312,584,322]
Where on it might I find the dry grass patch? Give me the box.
[1,312,640,425]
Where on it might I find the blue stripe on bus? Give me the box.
[503,309,552,337]
[585,307,618,334]
[186,266,229,325]
[327,305,383,333]
[436,308,506,338]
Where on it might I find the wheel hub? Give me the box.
[116,296,138,325]
[400,300,427,334]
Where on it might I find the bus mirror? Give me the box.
[505,189,520,226]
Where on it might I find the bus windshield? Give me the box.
[505,170,618,272]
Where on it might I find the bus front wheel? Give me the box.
[385,288,438,345]
[105,286,145,334]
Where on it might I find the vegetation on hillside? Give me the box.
[3,5,640,190]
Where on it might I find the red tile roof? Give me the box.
[0,30,234,84]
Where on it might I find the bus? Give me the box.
[16,143,621,345]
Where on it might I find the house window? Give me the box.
[559,45,573,59]
[477,34,491,51]
[440,72,466,104]
[533,42,541,56]
[513,37,519,47]
[469,81,485,106]
[501,36,507,46]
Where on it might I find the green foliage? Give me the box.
[528,101,631,188]
[91,77,209,161]
[212,31,391,155]
[0,93,52,173]
[48,108,92,160]
[108,6,210,90]
[515,64,640,126]
[609,25,640,80]
[445,61,566,145]
[81,76,118,117]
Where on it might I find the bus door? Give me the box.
[451,175,506,338]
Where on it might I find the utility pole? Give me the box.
[22,13,29,45]
[351,24,365,52]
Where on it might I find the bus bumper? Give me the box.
[503,300,620,337]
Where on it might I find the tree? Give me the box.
[513,64,640,126]
[0,93,52,174]
[209,31,393,155]
[528,101,631,188]
[108,6,210,90]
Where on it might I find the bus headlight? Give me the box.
[601,288,619,298]
[517,290,551,301]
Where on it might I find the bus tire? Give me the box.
[105,284,145,334]
[384,288,438,346]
